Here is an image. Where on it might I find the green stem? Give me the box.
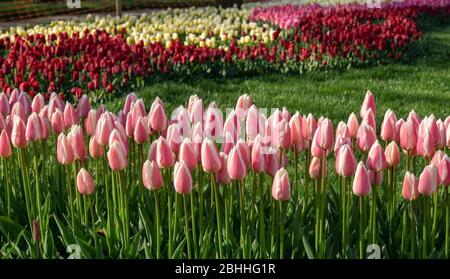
[166,169,173,259]
[359,196,364,259]
[190,191,198,258]
[431,191,438,249]
[119,171,129,253]
[212,174,224,259]
[410,201,415,259]
[197,168,204,249]
[372,186,377,245]
[423,197,428,259]
[154,191,161,259]
[183,194,192,259]
[32,143,42,215]
[279,201,285,259]
[259,173,266,259]
[445,187,449,259]
[239,180,246,258]
[3,158,11,219]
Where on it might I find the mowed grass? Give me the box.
[107,23,450,124]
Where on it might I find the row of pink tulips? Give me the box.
[0,89,449,258]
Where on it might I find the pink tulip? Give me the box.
[227,146,247,181]
[356,124,376,153]
[76,95,91,119]
[175,107,191,137]
[201,138,222,173]
[309,156,324,179]
[95,112,114,146]
[315,118,334,150]
[446,125,450,148]
[77,168,95,196]
[166,123,182,155]
[57,133,74,165]
[189,98,203,125]
[142,160,164,191]
[302,113,317,141]
[402,172,419,201]
[156,137,175,168]
[216,152,230,185]
[11,116,27,148]
[108,140,127,171]
[394,118,405,144]
[11,102,26,122]
[204,105,223,140]
[272,168,291,201]
[236,139,250,167]
[335,145,357,177]
[436,119,446,149]
[335,121,350,140]
[416,129,435,158]
[221,131,235,155]
[381,109,396,142]
[0,130,12,158]
[85,109,98,137]
[310,130,324,158]
[123,92,138,115]
[51,110,65,134]
[26,112,43,142]
[18,93,31,115]
[147,140,157,162]
[246,105,263,142]
[362,109,376,133]
[334,135,351,153]
[236,94,252,112]
[31,94,45,114]
[352,162,371,197]
[89,137,104,159]
[224,110,240,144]
[408,110,421,130]
[418,164,439,196]
[385,141,400,167]
[366,140,387,172]
[400,118,417,152]
[63,102,78,128]
[173,161,193,195]
[0,93,10,115]
[187,95,199,114]
[438,155,450,186]
[427,115,440,145]
[8,88,19,107]
[68,125,86,161]
[179,138,197,171]
[251,140,266,173]
[360,90,376,118]
[347,113,359,139]
[289,112,303,145]
[149,102,167,132]
[134,116,149,144]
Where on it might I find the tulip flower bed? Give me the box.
[0,2,449,102]
[0,89,449,259]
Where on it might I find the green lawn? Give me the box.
[107,23,450,124]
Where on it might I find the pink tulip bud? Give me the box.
[57,133,74,165]
[166,123,182,155]
[0,130,12,158]
[18,93,31,115]
[273,119,291,150]
[142,160,164,190]
[436,119,446,149]
[11,116,27,148]
[381,109,397,142]
[156,137,175,168]
[63,102,78,128]
[76,95,91,119]
[95,112,114,146]
[123,92,138,115]
[236,94,252,112]
[89,137,104,159]
[187,95,199,115]
[222,131,235,155]
[335,145,357,177]
[84,109,97,137]
[360,90,376,118]
[224,110,240,144]
[428,115,440,145]
[400,118,417,152]
[431,150,445,167]
[68,125,86,161]
[408,110,421,130]
[40,114,50,141]
[438,155,450,186]
[289,112,303,146]
[310,130,324,158]
[179,138,198,171]
[174,161,193,195]
[77,168,95,195]
[416,129,435,158]
[302,113,317,141]
[108,140,127,171]
[130,100,145,127]
[236,139,250,167]
[356,124,376,153]
[176,107,191,137]
[394,118,405,144]
[353,162,371,197]
[149,102,167,132]
[362,109,376,133]
[0,93,10,115]
[309,156,324,179]
[446,125,450,148]
[8,88,19,107]
[335,121,350,140]
[251,139,266,173]
[402,172,419,201]
[189,98,203,125]
[31,94,45,114]
[246,105,263,142]
[147,140,157,162]
[51,110,64,134]
[204,105,223,140]
[367,140,387,172]
[347,113,359,139]
[11,102,26,122]
[385,141,400,167]
[315,118,333,150]
[26,112,43,142]
[201,138,222,173]
[134,116,149,144]
[334,135,351,153]
[227,146,247,181]
[216,152,230,185]
[418,164,439,196]
[272,168,291,201]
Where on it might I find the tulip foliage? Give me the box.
[1,89,450,259]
